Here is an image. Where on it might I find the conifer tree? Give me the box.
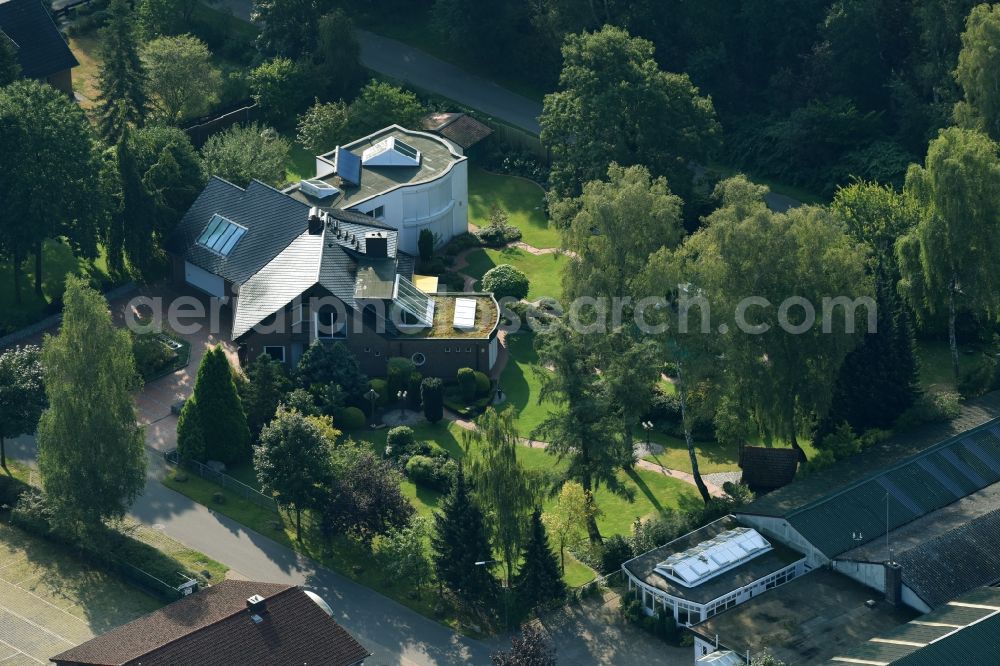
[177,347,250,464]
[514,509,566,613]
[37,277,146,532]
[0,32,20,86]
[431,465,498,607]
[96,0,148,142]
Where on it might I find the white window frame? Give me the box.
[263,346,286,363]
[314,310,346,340]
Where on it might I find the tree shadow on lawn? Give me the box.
[625,469,663,513]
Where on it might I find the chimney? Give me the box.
[308,207,324,235]
[247,594,267,615]
[365,232,388,258]
[884,561,902,605]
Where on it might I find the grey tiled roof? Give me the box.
[0,0,77,79]
[895,507,1000,608]
[167,178,312,285]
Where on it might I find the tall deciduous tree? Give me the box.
[898,127,1000,385]
[431,465,498,607]
[954,3,1000,142]
[514,509,566,613]
[490,623,557,666]
[96,0,148,142]
[372,517,432,596]
[467,407,535,587]
[142,35,221,125]
[681,177,870,460]
[177,346,251,464]
[541,25,719,205]
[313,10,365,102]
[137,0,200,39]
[297,99,349,154]
[542,480,596,574]
[252,0,322,60]
[0,346,45,469]
[255,407,333,539]
[534,322,628,544]
[0,81,106,300]
[37,277,145,531]
[346,80,425,138]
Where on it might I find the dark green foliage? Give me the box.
[457,367,476,402]
[0,81,106,300]
[249,57,312,129]
[386,425,416,454]
[473,371,490,397]
[297,100,349,155]
[368,378,389,408]
[431,466,498,606]
[336,406,365,431]
[295,340,368,407]
[347,80,425,137]
[241,354,291,441]
[490,623,557,666]
[177,347,250,464]
[0,473,29,508]
[200,123,290,188]
[96,0,148,142]
[405,454,457,493]
[418,229,435,262]
[0,345,45,469]
[108,124,164,280]
[255,408,332,539]
[252,0,322,59]
[407,372,424,410]
[421,377,444,423]
[601,534,634,574]
[137,0,199,40]
[482,264,530,301]
[630,511,692,555]
[312,10,365,102]
[321,445,414,544]
[387,357,417,397]
[514,510,566,612]
[0,31,20,85]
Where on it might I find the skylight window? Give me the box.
[197,214,246,256]
[654,528,772,588]
[361,136,422,167]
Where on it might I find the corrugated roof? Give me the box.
[779,419,1000,558]
[0,0,77,79]
[51,580,370,666]
[166,178,312,285]
[740,392,1000,519]
[829,587,1000,665]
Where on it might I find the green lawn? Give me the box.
[915,339,992,394]
[469,167,558,249]
[464,247,566,303]
[0,239,114,335]
[644,433,741,475]
[284,140,316,184]
[498,332,553,438]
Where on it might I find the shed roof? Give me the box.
[421,112,494,149]
[50,580,370,666]
[738,446,799,492]
[0,0,77,79]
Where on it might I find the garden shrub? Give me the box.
[387,357,416,397]
[405,455,457,492]
[601,534,633,574]
[442,233,482,255]
[367,378,389,408]
[421,377,444,423]
[0,474,30,510]
[336,406,366,431]
[958,356,998,399]
[406,372,423,410]
[386,426,416,456]
[418,229,435,261]
[476,205,522,248]
[473,371,490,397]
[482,264,529,301]
[895,390,961,431]
[132,333,175,380]
[457,367,476,402]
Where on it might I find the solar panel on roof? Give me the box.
[336,147,361,186]
[197,214,246,256]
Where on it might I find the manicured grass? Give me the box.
[469,167,558,249]
[284,140,316,184]
[498,332,553,438]
[915,339,991,394]
[644,433,741,475]
[68,32,102,108]
[464,247,567,303]
[0,239,114,335]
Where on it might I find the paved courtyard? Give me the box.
[0,523,160,665]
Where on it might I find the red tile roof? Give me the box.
[420,112,493,149]
[51,580,370,666]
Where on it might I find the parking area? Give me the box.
[0,523,160,664]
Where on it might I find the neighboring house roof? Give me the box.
[690,570,917,665]
[622,515,805,605]
[829,586,1000,665]
[421,112,493,149]
[166,177,313,285]
[738,445,799,492]
[0,0,77,79]
[287,125,466,210]
[50,580,370,666]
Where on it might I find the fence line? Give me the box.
[183,102,261,147]
[164,449,278,511]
